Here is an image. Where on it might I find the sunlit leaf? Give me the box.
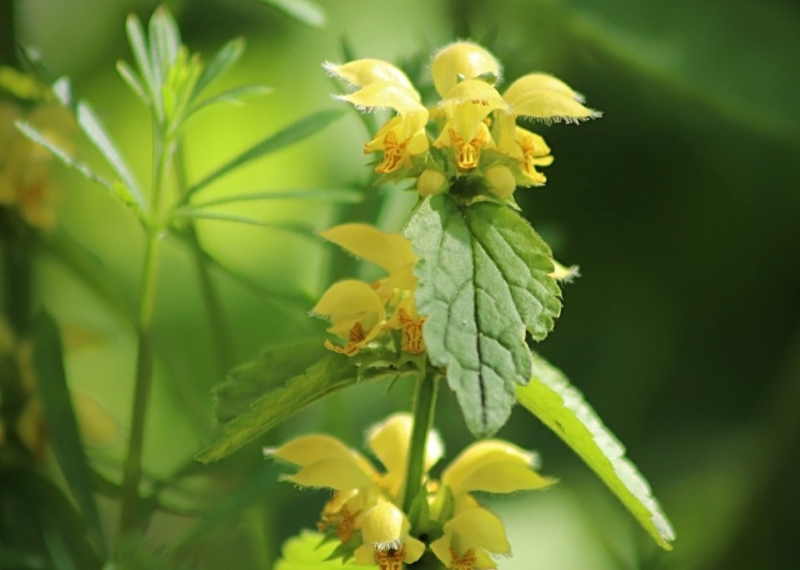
[404,194,561,437]
[125,14,160,119]
[189,84,273,115]
[197,353,358,462]
[189,188,362,209]
[75,101,145,209]
[258,0,328,29]
[517,351,676,550]
[15,121,109,189]
[183,108,346,200]
[275,531,376,570]
[192,37,245,99]
[170,209,317,238]
[115,60,149,107]
[147,6,181,88]
[31,312,107,558]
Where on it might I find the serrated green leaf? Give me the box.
[192,37,245,99]
[189,188,362,209]
[517,351,676,550]
[214,339,329,424]
[196,353,358,462]
[275,531,376,570]
[404,194,561,438]
[31,312,107,558]
[183,109,346,201]
[75,101,144,209]
[258,0,328,29]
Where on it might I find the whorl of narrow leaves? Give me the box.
[404,195,562,437]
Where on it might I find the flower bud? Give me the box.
[485,165,516,199]
[416,169,447,197]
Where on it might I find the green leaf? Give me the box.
[213,339,329,424]
[275,531,376,570]
[196,352,358,462]
[183,109,346,200]
[170,209,317,238]
[191,37,245,99]
[404,194,561,438]
[517,351,676,550]
[258,0,328,29]
[31,311,108,558]
[125,14,160,119]
[75,101,144,209]
[189,188,362,209]
[147,6,181,88]
[15,121,111,191]
[189,84,273,115]
[115,60,150,107]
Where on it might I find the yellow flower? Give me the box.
[325,60,429,174]
[314,224,424,356]
[268,414,441,565]
[353,502,426,569]
[438,439,555,515]
[429,507,511,570]
[496,72,601,186]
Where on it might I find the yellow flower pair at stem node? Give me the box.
[325,41,600,200]
[266,413,555,569]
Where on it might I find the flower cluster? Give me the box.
[326,42,600,201]
[313,224,425,357]
[267,414,554,569]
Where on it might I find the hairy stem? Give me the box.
[402,370,439,513]
[118,124,170,536]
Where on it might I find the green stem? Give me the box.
[402,370,439,513]
[118,124,170,536]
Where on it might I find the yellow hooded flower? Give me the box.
[268,414,442,563]
[496,73,601,186]
[429,507,511,570]
[315,224,424,356]
[353,502,426,569]
[438,440,555,515]
[325,59,429,174]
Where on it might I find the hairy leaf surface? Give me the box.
[405,195,561,437]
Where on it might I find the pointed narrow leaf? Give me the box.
[184,108,345,199]
[147,6,181,89]
[170,209,317,238]
[32,312,108,557]
[189,85,273,115]
[191,37,245,99]
[116,60,150,107]
[197,353,358,462]
[75,101,144,208]
[258,0,327,28]
[404,195,561,437]
[190,188,362,209]
[15,121,111,190]
[517,351,676,550]
[125,14,160,119]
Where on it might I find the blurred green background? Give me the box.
[3,0,800,568]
